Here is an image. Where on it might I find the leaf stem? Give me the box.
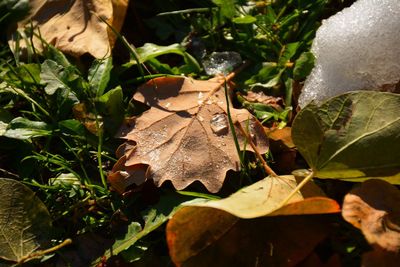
[224,81,243,166]
[18,239,72,264]
[278,171,314,207]
[236,123,277,177]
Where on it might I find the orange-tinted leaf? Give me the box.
[185,175,340,218]
[167,206,335,267]
[111,76,269,193]
[166,176,339,267]
[342,179,400,252]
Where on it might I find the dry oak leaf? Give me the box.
[342,179,400,252]
[9,0,128,58]
[111,76,269,193]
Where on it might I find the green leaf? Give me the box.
[293,52,315,80]
[97,86,124,135]
[292,91,400,182]
[133,43,186,64]
[0,178,52,263]
[17,64,41,84]
[88,57,112,96]
[40,59,71,95]
[45,45,71,68]
[212,0,236,18]
[245,62,278,85]
[232,15,257,24]
[3,117,52,140]
[250,68,284,89]
[58,119,86,136]
[98,192,193,263]
[124,43,200,74]
[279,42,300,66]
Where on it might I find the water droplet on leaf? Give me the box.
[210,114,229,135]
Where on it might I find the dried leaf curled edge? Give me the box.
[9,0,128,58]
[110,76,269,193]
[342,179,400,252]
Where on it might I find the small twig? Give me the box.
[236,123,277,177]
[18,239,72,264]
[0,168,19,179]
[278,171,314,208]
[225,60,251,82]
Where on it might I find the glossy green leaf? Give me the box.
[125,43,200,74]
[88,57,112,96]
[232,15,257,24]
[3,117,52,140]
[132,43,185,64]
[292,91,400,182]
[293,52,315,80]
[0,178,52,263]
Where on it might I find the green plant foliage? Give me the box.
[99,192,193,263]
[40,59,78,95]
[0,0,29,29]
[292,91,400,182]
[232,15,257,24]
[293,52,315,80]
[2,117,52,140]
[125,43,201,75]
[88,57,113,96]
[0,178,52,264]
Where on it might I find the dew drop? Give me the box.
[210,114,229,135]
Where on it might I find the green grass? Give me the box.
[0,0,360,265]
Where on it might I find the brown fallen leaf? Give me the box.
[110,76,269,193]
[242,90,284,110]
[267,127,297,174]
[9,0,128,58]
[342,179,400,252]
[166,175,339,267]
[167,208,335,267]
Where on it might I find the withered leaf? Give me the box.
[166,175,339,266]
[111,76,269,193]
[342,179,400,252]
[9,0,128,58]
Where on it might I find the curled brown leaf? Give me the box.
[342,179,400,252]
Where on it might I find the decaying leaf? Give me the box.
[111,76,269,193]
[0,178,53,264]
[9,0,128,58]
[184,175,340,218]
[342,179,400,252]
[242,91,284,110]
[292,91,400,182]
[166,175,339,267]
[267,127,297,174]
